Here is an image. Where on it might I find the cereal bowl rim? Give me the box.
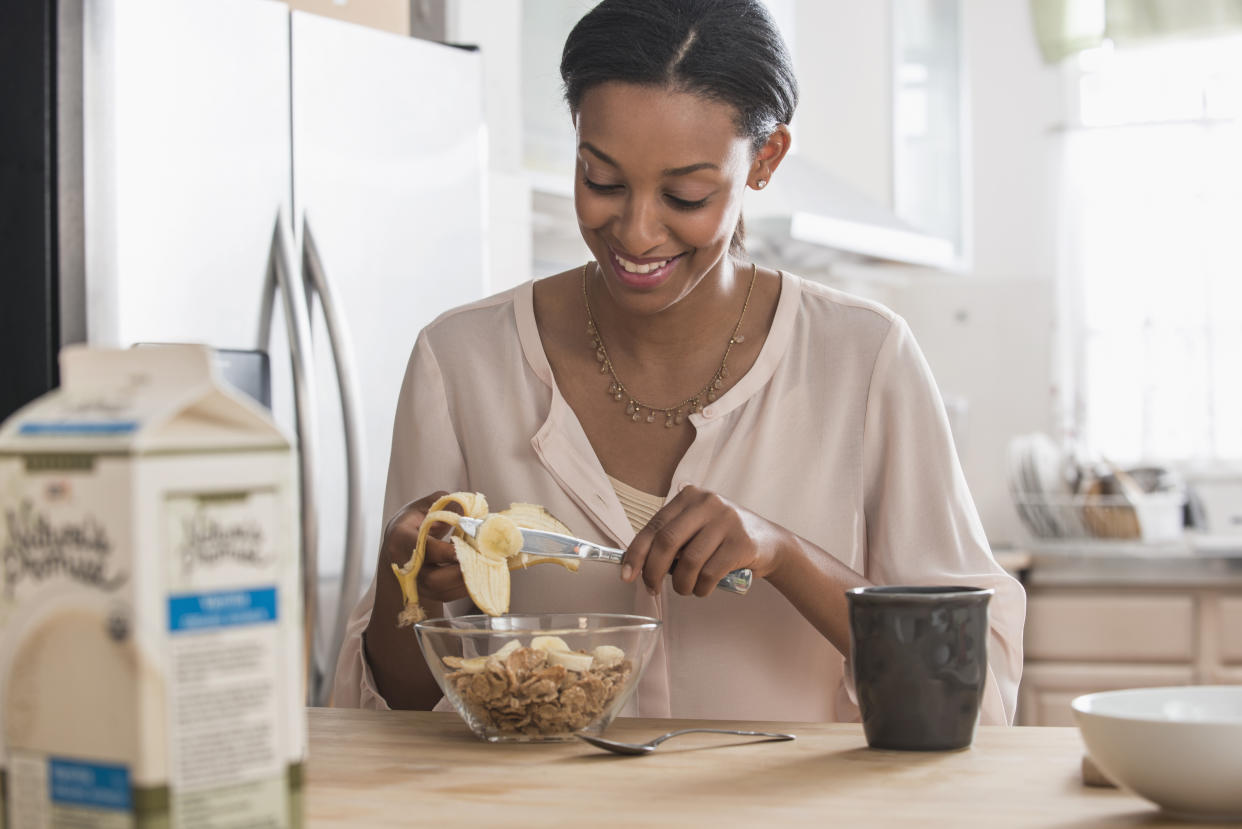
[414,612,662,640]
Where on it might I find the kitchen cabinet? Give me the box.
[1016,553,1242,726]
[1218,596,1242,663]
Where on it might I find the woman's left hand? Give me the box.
[622,485,792,597]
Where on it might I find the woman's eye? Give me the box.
[583,175,707,210]
[666,194,709,210]
[584,177,621,193]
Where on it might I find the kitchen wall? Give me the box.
[447,0,531,296]
[785,0,1062,546]
[963,0,1061,281]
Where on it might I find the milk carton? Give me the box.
[0,344,304,828]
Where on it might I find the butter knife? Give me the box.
[455,516,752,595]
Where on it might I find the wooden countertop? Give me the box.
[304,708,1194,827]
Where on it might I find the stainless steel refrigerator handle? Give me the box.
[260,211,321,707]
[302,216,367,707]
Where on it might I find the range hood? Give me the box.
[746,153,957,270]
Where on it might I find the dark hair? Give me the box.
[560,0,798,255]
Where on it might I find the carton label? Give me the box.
[17,422,138,436]
[9,752,135,829]
[163,492,287,828]
[49,758,132,811]
[168,588,277,632]
[3,499,128,598]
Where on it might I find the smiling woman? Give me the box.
[333,0,1026,728]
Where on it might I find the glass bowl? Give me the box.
[413,612,661,743]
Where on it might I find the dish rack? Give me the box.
[1013,492,1187,552]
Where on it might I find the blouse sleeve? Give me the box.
[858,316,1027,725]
[330,331,469,708]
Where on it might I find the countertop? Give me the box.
[991,535,1242,587]
[303,708,1196,827]
[1024,545,1242,587]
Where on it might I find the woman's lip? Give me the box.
[606,250,684,288]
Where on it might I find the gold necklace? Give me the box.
[582,261,758,428]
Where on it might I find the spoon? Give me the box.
[576,728,796,756]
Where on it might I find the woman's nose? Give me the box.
[613,194,666,255]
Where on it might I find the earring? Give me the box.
[756,179,767,189]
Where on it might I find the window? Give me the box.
[1059,35,1242,463]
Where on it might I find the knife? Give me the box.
[454,516,752,595]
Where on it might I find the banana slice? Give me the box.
[592,645,626,669]
[474,514,523,562]
[546,649,594,672]
[530,635,571,653]
[458,656,489,674]
[493,639,521,661]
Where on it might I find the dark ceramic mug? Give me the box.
[846,585,993,751]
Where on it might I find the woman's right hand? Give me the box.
[381,490,469,604]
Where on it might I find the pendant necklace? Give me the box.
[582,261,757,428]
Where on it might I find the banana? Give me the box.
[546,649,594,672]
[493,639,521,661]
[498,504,581,572]
[452,536,510,617]
[458,656,489,674]
[450,491,490,518]
[474,514,523,562]
[530,635,571,653]
[498,503,569,531]
[390,492,581,625]
[391,503,474,626]
[592,645,626,669]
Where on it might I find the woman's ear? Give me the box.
[749,124,792,190]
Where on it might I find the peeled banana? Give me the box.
[391,492,581,625]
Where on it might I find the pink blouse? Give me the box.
[332,272,1026,724]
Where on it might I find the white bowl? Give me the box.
[1072,686,1242,820]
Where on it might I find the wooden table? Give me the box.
[304,708,1203,827]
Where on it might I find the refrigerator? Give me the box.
[67,0,488,705]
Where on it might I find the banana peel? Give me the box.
[391,492,581,625]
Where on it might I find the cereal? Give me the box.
[444,644,633,736]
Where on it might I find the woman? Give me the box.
[334,0,1025,723]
